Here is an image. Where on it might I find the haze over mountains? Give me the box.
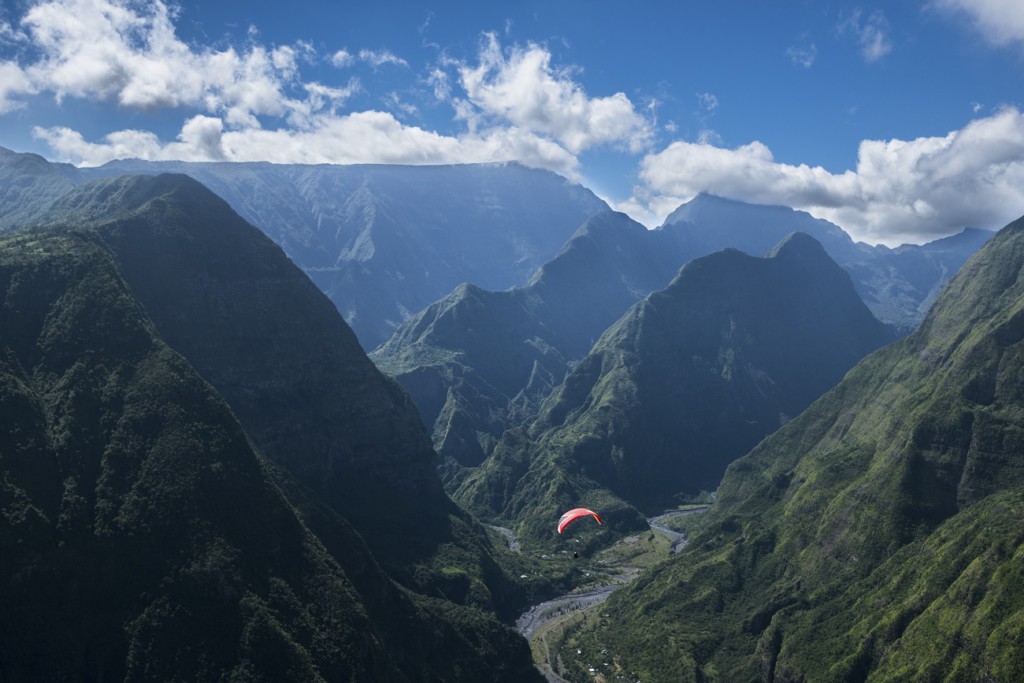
[371,210,689,477]
[374,193,987,480]
[77,157,609,349]
[453,232,892,540]
[0,148,989,356]
[2,144,1019,682]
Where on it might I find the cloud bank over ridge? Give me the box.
[2,0,1024,245]
[622,107,1024,245]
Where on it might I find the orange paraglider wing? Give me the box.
[557,507,603,534]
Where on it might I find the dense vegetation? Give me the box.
[454,233,892,543]
[375,194,987,503]
[0,181,542,680]
[559,215,1024,682]
[2,145,1018,681]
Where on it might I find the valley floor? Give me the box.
[515,508,710,681]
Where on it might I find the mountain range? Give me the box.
[374,194,983,489]
[1,144,1017,681]
[666,192,995,334]
[0,172,542,681]
[452,232,893,541]
[558,212,1024,682]
[71,155,608,349]
[371,210,689,480]
[0,148,989,359]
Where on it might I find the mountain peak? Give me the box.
[765,231,830,261]
[663,192,792,226]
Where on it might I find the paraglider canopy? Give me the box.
[557,507,603,535]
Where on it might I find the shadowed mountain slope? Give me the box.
[77,157,609,349]
[374,196,986,483]
[371,211,687,480]
[0,229,540,681]
[665,192,993,333]
[34,172,524,617]
[453,233,892,541]
[560,214,1024,682]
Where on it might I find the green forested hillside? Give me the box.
[455,233,891,543]
[0,231,387,679]
[0,191,541,680]
[35,172,523,617]
[560,216,1024,682]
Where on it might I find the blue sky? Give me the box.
[1,0,1023,245]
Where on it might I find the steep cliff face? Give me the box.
[0,231,391,680]
[454,233,892,540]
[0,193,542,681]
[561,215,1024,682]
[372,211,690,481]
[79,158,609,348]
[34,173,522,615]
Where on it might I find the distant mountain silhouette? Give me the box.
[665,192,993,333]
[76,157,609,348]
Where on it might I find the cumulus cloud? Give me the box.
[33,110,582,176]
[839,9,893,63]
[933,0,1024,48]
[630,107,1024,244]
[0,61,36,112]
[458,32,652,154]
[4,2,658,181]
[14,0,331,130]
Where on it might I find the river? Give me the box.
[514,506,710,681]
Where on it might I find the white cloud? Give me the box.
[7,2,649,180]
[331,49,354,68]
[16,0,318,129]
[458,32,652,154]
[839,9,893,63]
[0,19,28,44]
[358,49,408,68]
[629,107,1024,245]
[385,92,418,117]
[427,67,451,101]
[0,61,36,113]
[33,110,582,176]
[787,43,818,68]
[697,92,719,112]
[933,0,1024,48]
